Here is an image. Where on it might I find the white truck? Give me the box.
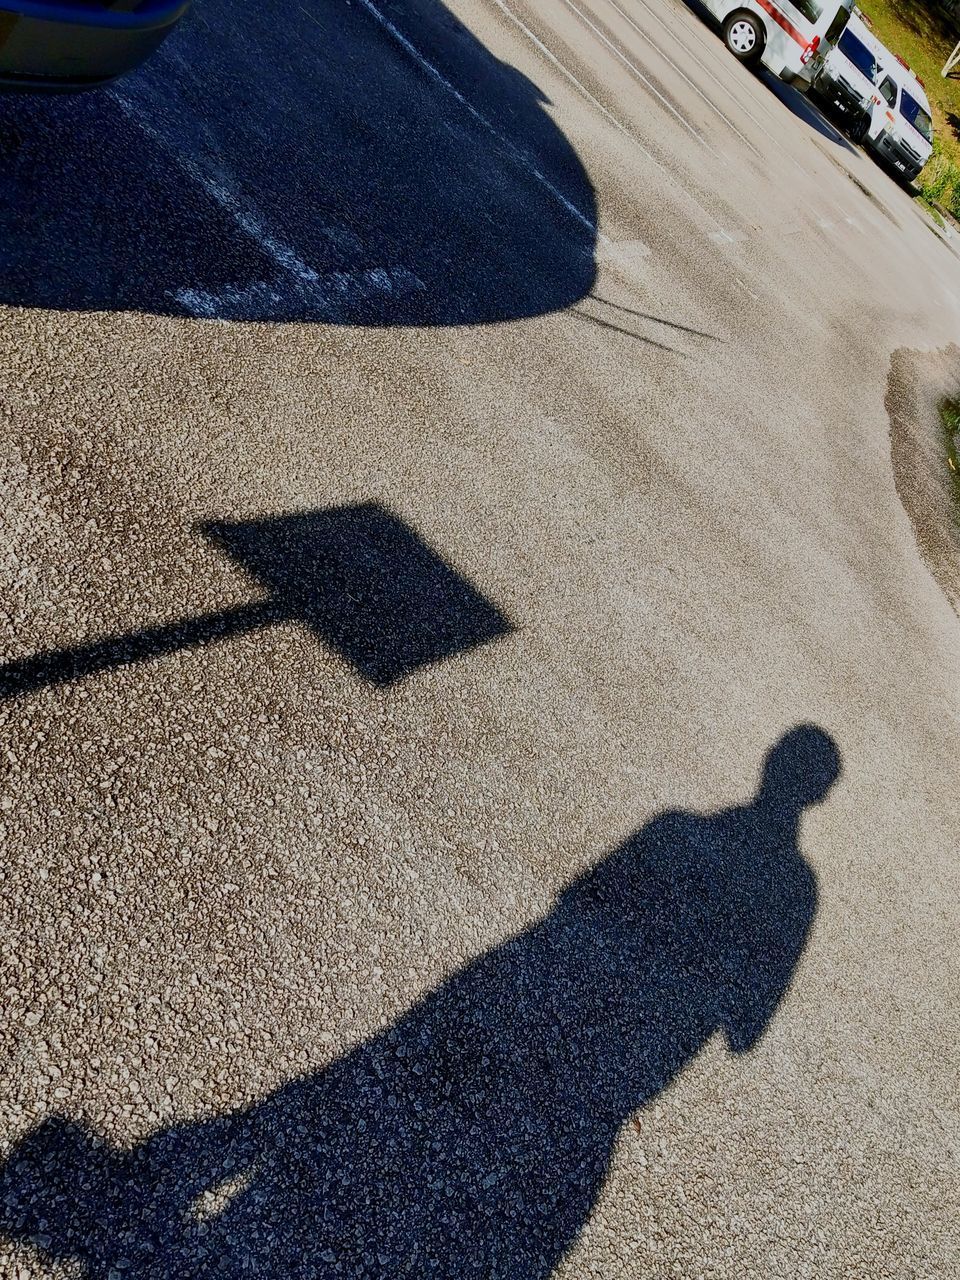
[701,0,855,88]
[811,10,884,140]
[865,53,934,183]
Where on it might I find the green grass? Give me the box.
[916,192,946,226]
[939,398,960,523]
[914,136,960,216]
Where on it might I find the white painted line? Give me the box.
[113,83,434,320]
[490,1,737,254]
[600,238,652,258]
[735,277,759,300]
[109,91,413,319]
[173,266,426,321]
[709,229,748,245]
[596,239,653,279]
[492,0,663,172]
[603,0,762,159]
[633,0,812,175]
[558,0,723,159]
[348,0,601,246]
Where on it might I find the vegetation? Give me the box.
[940,398,960,522]
[915,137,960,214]
[859,1,960,211]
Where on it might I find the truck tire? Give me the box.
[849,113,870,145]
[723,12,764,63]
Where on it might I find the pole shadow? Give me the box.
[0,503,514,699]
[0,0,597,326]
[571,293,721,350]
[0,727,841,1278]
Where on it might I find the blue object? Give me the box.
[0,0,190,89]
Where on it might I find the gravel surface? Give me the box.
[1,0,959,1276]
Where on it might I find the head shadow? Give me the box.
[0,0,597,326]
[0,727,841,1278]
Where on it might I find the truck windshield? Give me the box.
[837,30,879,81]
[900,91,933,143]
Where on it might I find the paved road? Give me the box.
[1,1,958,1276]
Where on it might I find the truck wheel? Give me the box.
[723,12,764,63]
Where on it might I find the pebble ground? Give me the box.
[1,0,959,1276]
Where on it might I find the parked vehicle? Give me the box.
[864,52,934,182]
[0,0,189,91]
[702,0,855,88]
[811,10,884,141]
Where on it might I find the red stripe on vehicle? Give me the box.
[754,0,810,49]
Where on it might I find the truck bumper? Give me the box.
[0,1,189,90]
[817,80,866,124]
[869,130,925,182]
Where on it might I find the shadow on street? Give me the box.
[0,727,841,1278]
[0,0,597,326]
[0,503,514,698]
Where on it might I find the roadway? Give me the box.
[0,1,958,1276]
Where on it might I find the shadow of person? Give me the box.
[0,0,596,326]
[0,726,840,1278]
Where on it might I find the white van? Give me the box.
[865,53,934,182]
[811,10,884,140]
[702,0,855,87]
